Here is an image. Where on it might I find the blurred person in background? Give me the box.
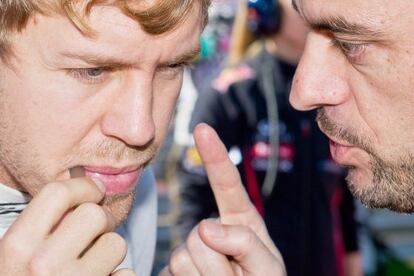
[175,0,362,275]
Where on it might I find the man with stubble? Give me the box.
[164,1,414,275]
[0,0,210,275]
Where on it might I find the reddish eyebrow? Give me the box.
[59,52,134,68]
[60,46,201,68]
[159,46,201,67]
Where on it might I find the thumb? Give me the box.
[198,219,286,276]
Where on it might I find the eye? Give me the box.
[169,63,186,69]
[85,68,105,77]
[332,39,368,63]
[157,62,189,79]
[68,67,113,84]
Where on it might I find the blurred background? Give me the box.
[150,0,414,275]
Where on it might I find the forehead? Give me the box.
[295,0,413,32]
[22,4,202,65]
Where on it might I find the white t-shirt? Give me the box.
[0,183,31,237]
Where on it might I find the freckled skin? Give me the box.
[0,4,203,224]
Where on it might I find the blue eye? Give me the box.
[69,67,112,84]
[85,68,105,77]
[156,63,188,79]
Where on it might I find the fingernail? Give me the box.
[203,219,225,239]
[91,177,106,193]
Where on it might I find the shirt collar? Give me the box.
[0,183,31,237]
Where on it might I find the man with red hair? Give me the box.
[0,0,210,275]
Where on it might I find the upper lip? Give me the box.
[323,133,354,147]
[316,112,356,148]
[83,165,141,175]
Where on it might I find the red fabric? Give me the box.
[331,188,345,276]
[243,148,265,217]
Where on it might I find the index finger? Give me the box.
[193,123,258,224]
[6,177,105,243]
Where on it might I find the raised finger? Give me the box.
[193,123,258,224]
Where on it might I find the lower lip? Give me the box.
[84,168,142,195]
[329,140,354,164]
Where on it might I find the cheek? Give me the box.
[0,90,52,191]
[1,71,95,166]
[0,73,51,152]
[18,93,77,158]
[349,62,414,157]
[152,78,182,142]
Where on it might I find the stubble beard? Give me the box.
[347,154,414,213]
[102,192,135,226]
[317,109,414,213]
[67,139,157,225]
[0,76,159,226]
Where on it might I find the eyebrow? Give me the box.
[59,45,201,68]
[310,16,385,38]
[59,52,133,68]
[291,0,385,39]
[159,46,201,67]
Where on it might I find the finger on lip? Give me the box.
[70,166,85,178]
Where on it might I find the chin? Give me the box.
[346,167,414,214]
[102,192,135,227]
[345,166,371,188]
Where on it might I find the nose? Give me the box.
[289,32,350,111]
[100,72,155,147]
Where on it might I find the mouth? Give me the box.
[327,137,355,165]
[316,110,360,166]
[83,165,143,195]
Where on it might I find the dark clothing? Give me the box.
[178,50,359,276]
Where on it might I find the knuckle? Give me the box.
[0,235,31,260]
[76,203,109,230]
[185,228,201,252]
[101,232,128,256]
[27,254,54,276]
[238,227,256,250]
[41,182,71,202]
[169,246,191,274]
